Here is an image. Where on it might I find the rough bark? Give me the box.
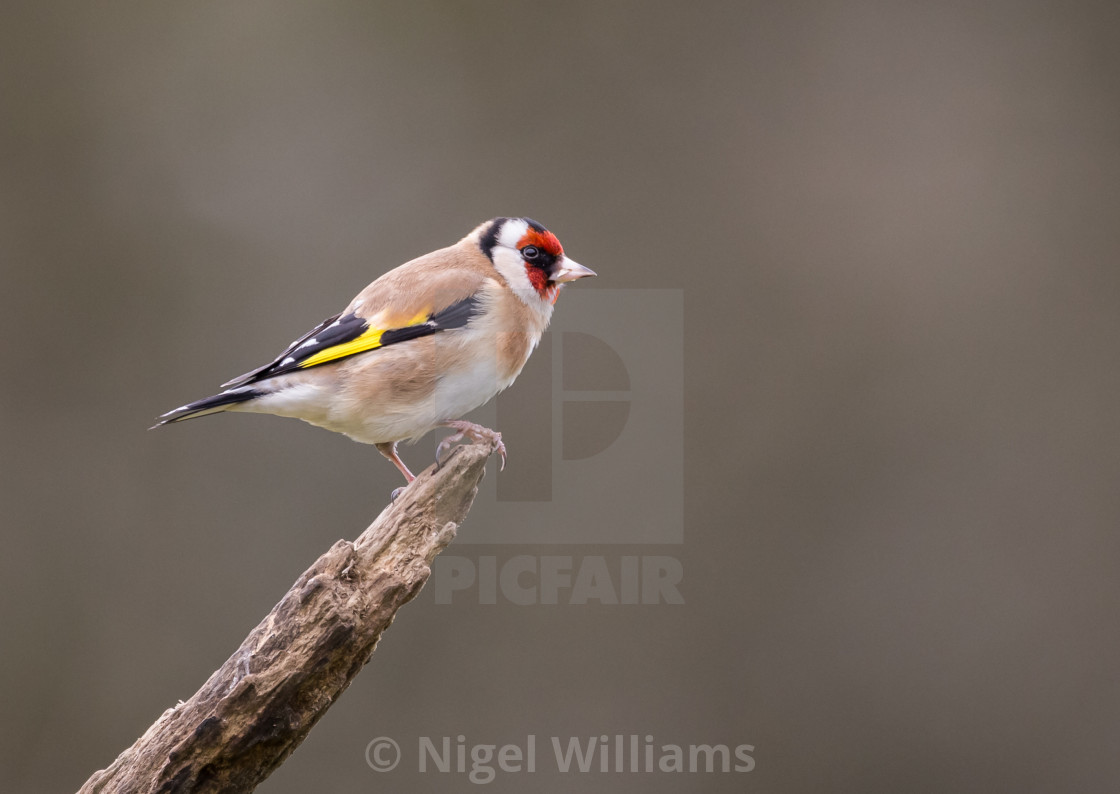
[78,442,495,794]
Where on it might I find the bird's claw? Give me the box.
[437,421,507,471]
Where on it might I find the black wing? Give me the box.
[222,295,480,387]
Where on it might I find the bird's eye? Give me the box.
[521,245,540,261]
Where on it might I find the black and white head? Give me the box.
[476,217,595,305]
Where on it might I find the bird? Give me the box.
[153,217,595,484]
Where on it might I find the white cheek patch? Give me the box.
[492,247,534,292]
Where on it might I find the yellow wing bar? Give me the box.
[297,310,430,369]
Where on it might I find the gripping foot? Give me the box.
[435,421,507,472]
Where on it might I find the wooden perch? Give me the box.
[79,442,496,794]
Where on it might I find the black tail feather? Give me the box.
[151,387,262,429]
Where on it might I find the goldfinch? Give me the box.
[154,217,595,482]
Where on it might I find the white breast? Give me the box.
[246,279,551,446]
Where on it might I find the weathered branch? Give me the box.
[79,442,495,794]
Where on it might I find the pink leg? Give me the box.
[436,420,507,471]
[376,441,415,483]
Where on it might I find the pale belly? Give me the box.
[243,303,540,445]
[251,352,514,445]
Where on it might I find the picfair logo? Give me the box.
[461,290,683,545]
[496,330,631,502]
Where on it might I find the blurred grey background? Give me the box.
[3,1,1119,792]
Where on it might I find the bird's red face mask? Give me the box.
[517,228,580,303]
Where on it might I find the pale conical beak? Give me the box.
[553,257,597,283]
